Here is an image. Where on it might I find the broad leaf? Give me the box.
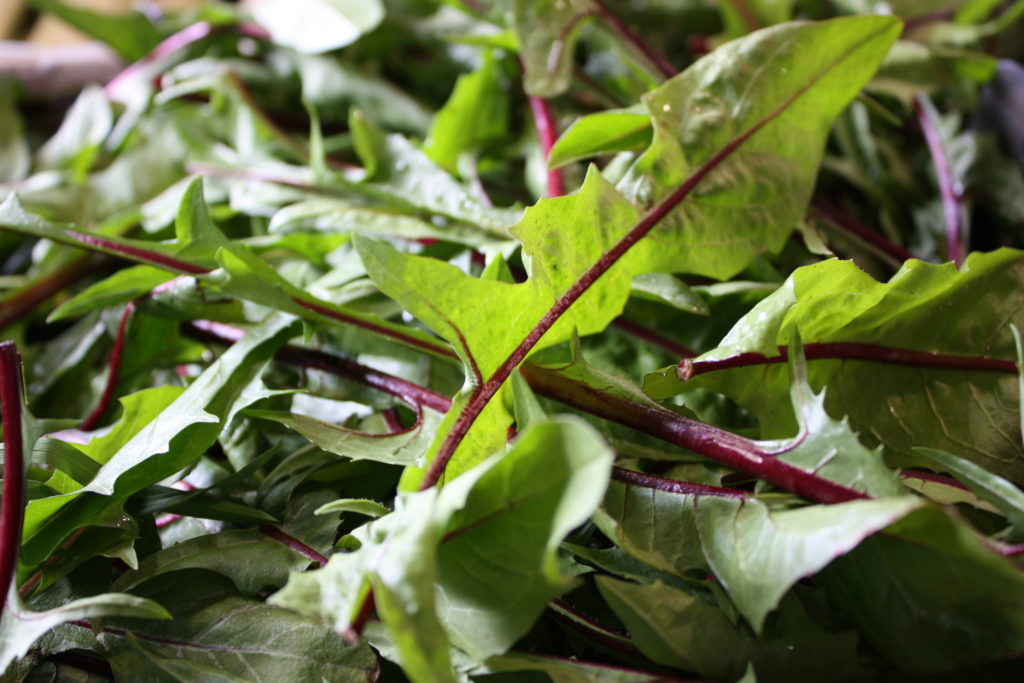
[647,251,1024,483]
[100,570,379,682]
[0,587,169,675]
[359,16,901,478]
[250,0,384,54]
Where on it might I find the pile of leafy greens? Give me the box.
[2,0,1024,680]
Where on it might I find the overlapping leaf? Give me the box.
[647,250,1024,483]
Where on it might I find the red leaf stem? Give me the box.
[590,0,677,79]
[898,468,971,492]
[291,299,455,361]
[104,21,270,98]
[611,466,746,498]
[528,94,566,197]
[80,301,136,431]
[809,199,917,263]
[62,230,210,275]
[184,321,454,414]
[612,318,696,359]
[0,342,26,613]
[914,94,965,266]
[381,408,403,434]
[259,524,328,567]
[676,342,1016,381]
[0,255,99,331]
[520,362,866,504]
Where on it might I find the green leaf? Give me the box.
[513,0,596,97]
[101,570,379,682]
[759,335,903,497]
[914,447,1024,542]
[250,0,384,54]
[84,315,298,496]
[314,498,391,518]
[369,490,457,683]
[596,576,750,680]
[49,266,174,322]
[20,317,299,569]
[424,51,509,175]
[696,495,922,632]
[548,105,652,169]
[433,416,614,660]
[821,506,1024,674]
[36,85,112,180]
[0,84,30,183]
[248,405,444,467]
[111,530,313,596]
[478,652,660,682]
[0,588,169,675]
[647,251,1024,483]
[631,272,709,314]
[26,0,161,61]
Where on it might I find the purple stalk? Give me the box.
[898,469,971,492]
[62,230,210,275]
[521,363,866,504]
[590,0,677,79]
[611,466,746,498]
[0,342,26,613]
[80,301,136,431]
[259,524,328,567]
[105,21,215,98]
[809,199,917,263]
[613,318,696,359]
[105,21,270,99]
[418,31,886,490]
[31,226,455,362]
[676,342,1016,380]
[0,255,99,330]
[914,94,966,267]
[528,94,566,197]
[381,409,403,434]
[184,321,453,414]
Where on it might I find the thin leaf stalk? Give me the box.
[809,199,917,263]
[0,342,25,613]
[590,0,677,79]
[914,93,966,266]
[0,255,100,331]
[527,94,566,197]
[676,342,1017,380]
[80,301,136,430]
[521,362,866,504]
[259,524,328,567]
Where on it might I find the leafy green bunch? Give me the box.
[1,0,1024,681]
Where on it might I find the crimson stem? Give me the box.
[0,342,26,612]
[528,94,566,197]
[809,199,917,264]
[521,362,866,504]
[80,301,136,430]
[676,342,1017,380]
